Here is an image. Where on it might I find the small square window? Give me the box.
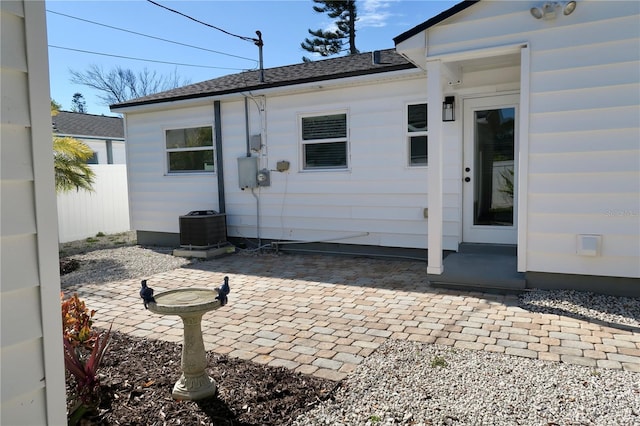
[410,135,428,166]
[165,126,214,173]
[301,113,348,170]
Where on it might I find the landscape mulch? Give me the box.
[66,330,339,425]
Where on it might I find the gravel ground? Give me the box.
[293,339,640,426]
[60,234,640,425]
[59,231,197,287]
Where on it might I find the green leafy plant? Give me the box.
[61,293,112,425]
[369,415,382,423]
[499,168,514,200]
[96,232,105,237]
[85,237,98,243]
[431,355,447,368]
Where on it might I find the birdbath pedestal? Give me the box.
[147,288,222,400]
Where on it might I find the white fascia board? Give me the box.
[428,42,529,63]
[395,31,428,70]
[111,68,425,114]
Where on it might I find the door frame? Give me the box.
[462,94,520,245]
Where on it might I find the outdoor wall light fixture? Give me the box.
[442,96,455,122]
[530,1,576,20]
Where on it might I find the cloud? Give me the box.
[357,0,398,28]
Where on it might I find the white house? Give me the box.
[52,111,126,164]
[111,0,639,296]
[1,0,67,424]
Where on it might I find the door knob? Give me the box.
[464,177,471,182]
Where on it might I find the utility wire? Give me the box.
[146,0,260,44]
[46,9,256,63]
[48,45,248,70]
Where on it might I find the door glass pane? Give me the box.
[474,107,514,226]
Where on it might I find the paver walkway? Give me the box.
[65,253,640,381]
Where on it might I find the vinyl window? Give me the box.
[407,103,428,166]
[301,113,348,170]
[165,126,214,173]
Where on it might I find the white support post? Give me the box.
[517,45,531,272]
[426,60,444,274]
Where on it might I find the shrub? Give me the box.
[61,293,112,424]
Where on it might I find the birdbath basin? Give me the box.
[147,288,222,400]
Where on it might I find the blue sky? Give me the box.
[46,0,459,116]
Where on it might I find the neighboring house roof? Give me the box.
[110,48,416,110]
[52,111,124,139]
[393,0,479,45]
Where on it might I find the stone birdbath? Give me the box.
[147,288,223,400]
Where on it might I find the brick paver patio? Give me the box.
[65,253,640,381]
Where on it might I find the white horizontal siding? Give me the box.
[429,0,640,277]
[1,338,47,423]
[218,76,431,250]
[1,124,35,181]
[1,1,65,424]
[530,128,638,154]
[0,8,27,72]
[1,234,39,293]
[126,105,220,233]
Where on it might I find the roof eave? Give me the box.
[110,63,416,111]
[393,0,479,45]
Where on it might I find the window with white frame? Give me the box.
[407,103,428,166]
[165,126,214,173]
[301,112,348,170]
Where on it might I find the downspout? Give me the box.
[214,100,225,213]
[106,139,113,164]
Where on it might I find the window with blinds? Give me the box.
[301,113,348,170]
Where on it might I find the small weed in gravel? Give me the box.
[431,356,447,368]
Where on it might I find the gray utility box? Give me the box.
[179,210,227,249]
[238,156,258,188]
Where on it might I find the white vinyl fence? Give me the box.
[57,165,130,243]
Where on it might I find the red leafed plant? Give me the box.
[61,293,112,424]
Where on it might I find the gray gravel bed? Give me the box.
[60,245,195,287]
[520,289,640,328]
[294,339,640,426]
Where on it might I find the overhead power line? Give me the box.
[46,9,256,63]
[48,45,249,70]
[146,0,260,44]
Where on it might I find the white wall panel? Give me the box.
[214,76,432,250]
[1,124,34,180]
[57,165,131,242]
[0,234,38,292]
[1,286,42,346]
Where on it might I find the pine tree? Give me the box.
[301,0,358,61]
[71,92,87,113]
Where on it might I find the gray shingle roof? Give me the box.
[52,111,124,139]
[110,49,416,110]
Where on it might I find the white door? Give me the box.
[463,95,519,244]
